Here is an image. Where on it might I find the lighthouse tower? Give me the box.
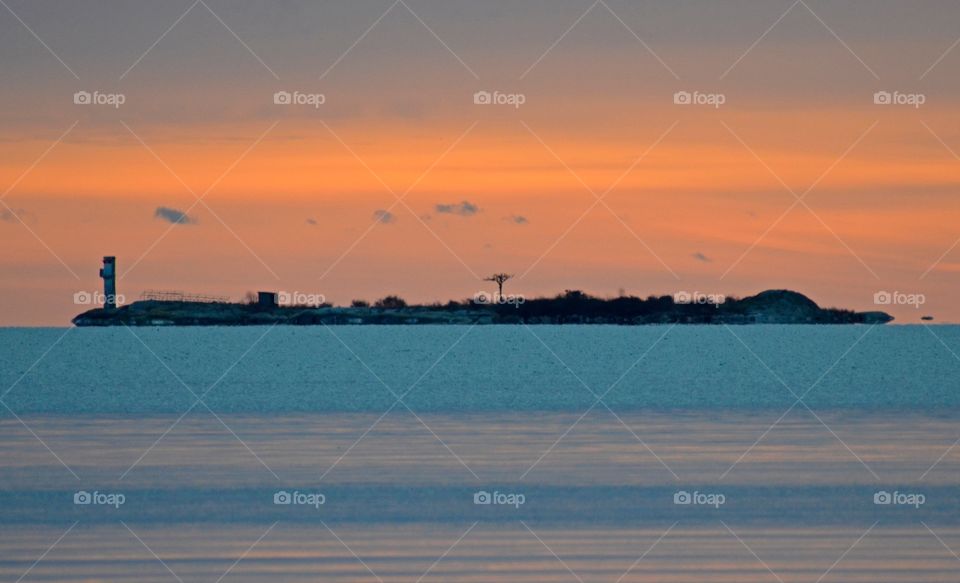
[99,256,117,310]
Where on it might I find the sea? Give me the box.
[1,325,958,581]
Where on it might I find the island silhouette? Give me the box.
[73,258,893,326]
[72,289,892,326]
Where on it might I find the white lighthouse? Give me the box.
[99,256,117,310]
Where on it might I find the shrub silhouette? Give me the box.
[374,295,407,309]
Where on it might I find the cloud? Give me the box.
[306,218,318,226]
[0,207,32,223]
[691,252,712,263]
[154,206,197,225]
[435,200,479,216]
[508,215,528,225]
[373,209,395,224]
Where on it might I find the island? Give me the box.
[72,289,893,326]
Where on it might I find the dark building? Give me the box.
[258,291,278,308]
[99,256,117,310]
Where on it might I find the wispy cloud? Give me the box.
[508,215,528,225]
[306,217,318,226]
[692,251,712,263]
[373,209,396,224]
[154,206,197,225]
[435,200,479,217]
[0,207,33,223]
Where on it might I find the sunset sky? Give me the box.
[2,0,960,325]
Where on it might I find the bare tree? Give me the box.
[484,273,512,300]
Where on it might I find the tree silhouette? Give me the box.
[484,273,512,300]
[374,295,407,309]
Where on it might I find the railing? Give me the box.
[139,290,230,303]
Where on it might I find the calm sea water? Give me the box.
[1,326,958,581]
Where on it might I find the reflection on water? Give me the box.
[0,411,957,487]
[0,411,958,580]
[3,524,960,582]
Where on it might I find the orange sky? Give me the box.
[1,1,960,324]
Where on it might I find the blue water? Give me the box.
[3,325,959,412]
[1,327,958,581]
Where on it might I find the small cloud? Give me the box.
[306,218,318,226]
[435,200,479,216]
[0,207,32,223]
[508,215,528,225]
[691,252,712,263]
[373,209,395,224]
[154,206,196,225]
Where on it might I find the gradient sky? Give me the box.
[2,0,960,325]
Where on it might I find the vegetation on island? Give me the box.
[72,288,892,326]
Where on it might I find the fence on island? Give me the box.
[139,290,231,304]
